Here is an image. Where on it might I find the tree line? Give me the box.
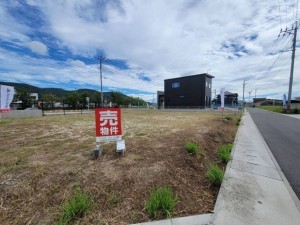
[14,88,147,109]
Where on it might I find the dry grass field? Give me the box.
[0,109,240,225]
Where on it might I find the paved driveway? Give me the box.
[248,108,300,199]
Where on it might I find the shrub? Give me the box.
[145,187,177,218]
[56,188,93,225]
[206,163,224,186]
[217,144,233,163]
[224,116,233,120]
[185,141,200,154]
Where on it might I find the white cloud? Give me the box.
[68,59,86,67]
[0,0,300,101]
[26,41,48,55]
[0,3,30,42]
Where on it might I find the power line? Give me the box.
[272,32,291,54]
[256,57,291,86]
[254,36,293,83]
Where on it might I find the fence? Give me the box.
[0,109,42,119]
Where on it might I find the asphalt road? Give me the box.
[248,108,300,200]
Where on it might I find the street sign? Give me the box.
[95,108,122,142]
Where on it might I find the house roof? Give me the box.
[164,73,214,81]
[224,91,238,96]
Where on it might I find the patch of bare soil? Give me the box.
[0,110,240,224]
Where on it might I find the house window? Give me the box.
[172,82,180,88]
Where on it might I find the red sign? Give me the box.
[95,108,122,142]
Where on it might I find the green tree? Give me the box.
[43,94,57,108]
[64,92,80,108]
[123,96,131,106]
[111,91,124,107]
[15,88,31,109]
[129,96,146,107]
[78,91,90,108]
[91,91,101,107]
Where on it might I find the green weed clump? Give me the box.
[185,141,201,154]
[235,117,241,126]
[224,116,233,120]
[56,188,93,225]
[206,163,224,186]
[217,144,233,163]
[145,187,177,218]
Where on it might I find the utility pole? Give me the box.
[96,55,107,107]
[280,21,298,110]
[248,90,252,104]
[288,21,297,110]
[255,89,257,99]
[243,79,245,106]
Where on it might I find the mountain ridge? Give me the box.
[0,81,119,99]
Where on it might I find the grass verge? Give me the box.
[145,187,177,218]
[258,106,282,113]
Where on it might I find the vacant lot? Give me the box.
[0,109,239,224]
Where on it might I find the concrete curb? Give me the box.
[132,214,212,225]
[248,111,300,212]
[208,110,244,225]
[210,110,300,225]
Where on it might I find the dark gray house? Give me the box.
[158,73,214,108]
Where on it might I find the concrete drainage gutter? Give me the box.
[131,213,212,225]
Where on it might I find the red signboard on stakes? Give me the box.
[95,108,122,142]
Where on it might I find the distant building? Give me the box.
[30,93,38,100]
[213,91,238,106]
[157,91,165,109]
[253,98,267,103]
[159,73,214,108]
[252,98,267,107]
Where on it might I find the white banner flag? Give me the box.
[0,85,15,112]
[220,88,225,110]
[283,94,287,108]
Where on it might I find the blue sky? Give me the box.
[0,0,300,102]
